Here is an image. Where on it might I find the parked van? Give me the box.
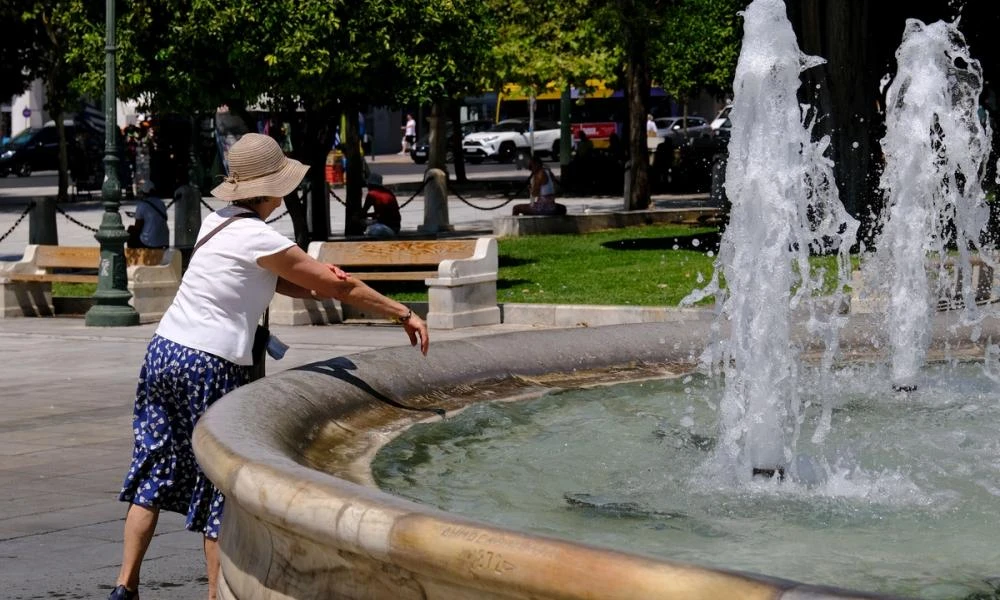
[0,123,75,177]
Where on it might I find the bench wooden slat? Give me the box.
[6,273,99,284]
[35,246,100,269]
[316,240,476,267]
[31,246,165,269]
[347,271,438,281]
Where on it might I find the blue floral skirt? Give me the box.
[118,334,251,539]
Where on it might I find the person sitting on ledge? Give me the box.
[512,155,567,216]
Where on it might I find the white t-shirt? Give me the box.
[156,206,295,365]
[405,118,416,137]
[135,195,169,247]
[646,119,658,135]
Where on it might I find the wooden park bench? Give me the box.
[0,245,182,323]
[269,237,501,329]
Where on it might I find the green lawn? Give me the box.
[361,225,720,305]
[53,225,849,307]
[494,225,719,305]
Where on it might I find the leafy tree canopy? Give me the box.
[650,0,747,102]
[487,0,620,96]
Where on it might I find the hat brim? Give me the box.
[211,158,309,201]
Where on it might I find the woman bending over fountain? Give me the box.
[106,134,429,600]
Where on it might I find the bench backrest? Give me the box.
[33,246,166,269]
[314,239,477,268]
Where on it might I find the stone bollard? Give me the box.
[418,168,454,234]
[173,184,203,268]
[28,196,58,245]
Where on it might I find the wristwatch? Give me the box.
[392,309,413,324]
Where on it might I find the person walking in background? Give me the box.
[400,113,416,154]
[646,114,658,137]
[126,180,170,249]
[105,133,429,600]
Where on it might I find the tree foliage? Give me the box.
[487,0,619,95]
[0,2,42,101]
[650,0,747,102]
[4,0,101,200]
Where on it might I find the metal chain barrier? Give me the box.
[0,201,35,243]
[329,178,426,210]
[328,170,556,214]
[451,188,517,211]
[265,210,288,224]
[397,177,428,209]
[54,203,98,232]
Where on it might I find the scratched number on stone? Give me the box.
[100,258,111,277]
[472,549,514,574]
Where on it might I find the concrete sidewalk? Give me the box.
[0,317,550,600]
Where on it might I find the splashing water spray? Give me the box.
[683,0,858,481]
[862,18,994,392]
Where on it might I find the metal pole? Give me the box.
[85,0,139,326]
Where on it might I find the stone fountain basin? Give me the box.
[194,315,994,600]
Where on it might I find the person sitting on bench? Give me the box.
[127,180,170,249]
[362,173,402,238]
[513,154,566,216]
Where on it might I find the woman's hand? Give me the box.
[400,312,430,355]
[328,264,350,280]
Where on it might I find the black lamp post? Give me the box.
[85,0,139,327]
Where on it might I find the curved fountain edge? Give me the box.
[194,317,996,600]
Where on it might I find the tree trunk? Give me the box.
[55,113,69,203]
[449,102,468,182]
[623,12,652,211]
[46,78,68,202]
[791,0,879,240]
[301,107,335,242]
[283,188,309,249]
[788,0,952,247]
[428,102,447,172]
[343,108,366,236]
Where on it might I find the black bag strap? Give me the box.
[191,211,259,255]
[138,197,168,222]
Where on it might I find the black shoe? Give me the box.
[107,585,139,600]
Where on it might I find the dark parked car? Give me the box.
[410,119,494,164]
[0,124,75,177]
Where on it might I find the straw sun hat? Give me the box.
[211,133,309,201]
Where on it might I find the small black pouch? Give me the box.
[249,310,270,382]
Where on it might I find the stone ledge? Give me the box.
[493,207,722,237]
[500,303,715,327]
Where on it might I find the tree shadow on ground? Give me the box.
[601,231,721,254]
[498,255,534,268]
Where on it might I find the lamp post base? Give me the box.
[85,296,140,327]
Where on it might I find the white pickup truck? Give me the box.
[462,118,561,163]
